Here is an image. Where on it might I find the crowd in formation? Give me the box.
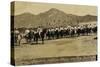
[11,24,97,46]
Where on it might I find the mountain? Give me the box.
[12,8,97,28]
[12,13,35,28]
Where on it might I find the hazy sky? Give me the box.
[12,1,97,16]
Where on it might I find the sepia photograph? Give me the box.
[11,1,97,66]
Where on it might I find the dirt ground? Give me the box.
[12,34,97,65]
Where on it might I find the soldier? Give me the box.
[77,26,81,36]
[14,30,22,46]
[51,28,55,39]
[17,33,22,46]
[55,27,59,39]
[34,28,39,44]
[88,24,92,34]
[74,26,78,37]
[92,25,97,34]
[37,27,42,38]
[46,28,51,40]
[59,26,64,38]
[70,26,75,37]
[40,28,46,44]
[84,25,89,35]
[81,25,85,36]
[24,29,30,43]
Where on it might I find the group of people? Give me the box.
[12,24,97,46]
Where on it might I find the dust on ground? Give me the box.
[13,34,97,65]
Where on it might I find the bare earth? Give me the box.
[13,34,97,65]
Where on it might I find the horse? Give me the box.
[14,32,22,46]
[40,28,47,44]
[27,30,34,44]
[46,28,51,40]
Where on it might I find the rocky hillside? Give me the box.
[11,8,97,28]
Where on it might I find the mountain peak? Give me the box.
[45,8,66,15]
[48,8,62,13]
[49,8,59,11]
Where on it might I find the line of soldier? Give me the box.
[12,24,97,46]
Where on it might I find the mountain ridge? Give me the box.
[12,8,97,28]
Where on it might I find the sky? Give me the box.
[11,1,97,16]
